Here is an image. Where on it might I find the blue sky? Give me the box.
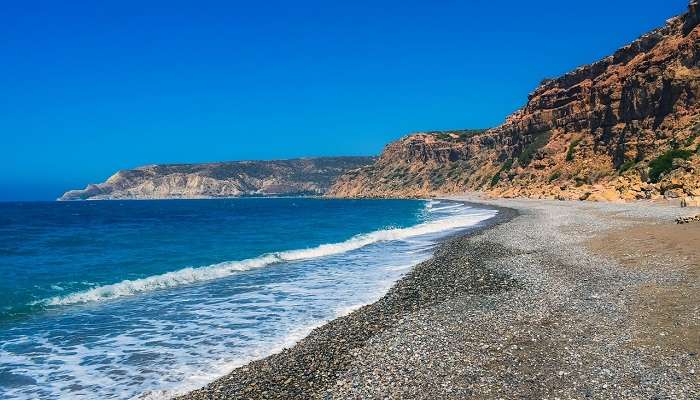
[0,0,689,200]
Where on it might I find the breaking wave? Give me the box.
[38,205,495,307]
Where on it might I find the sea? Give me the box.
[0,198,496,399]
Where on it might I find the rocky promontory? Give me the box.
[60,157,374,200]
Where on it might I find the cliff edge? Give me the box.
[329,3,700,203]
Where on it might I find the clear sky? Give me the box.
[1,0,690,200]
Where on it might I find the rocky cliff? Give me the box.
[329,3,700,203]
[60,157,374,200]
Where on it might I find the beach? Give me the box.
[178,198,699,399]
[4,2,698,399]
[2,199,498,399]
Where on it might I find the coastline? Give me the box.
[175,200,516,400]
[176,198,699,399]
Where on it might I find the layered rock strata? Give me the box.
[329,3,700,203]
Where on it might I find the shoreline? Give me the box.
[176,198,699,399]
[175,201,517,399]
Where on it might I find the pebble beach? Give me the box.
[178,198,699,399]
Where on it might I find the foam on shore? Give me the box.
[39,204,495,307]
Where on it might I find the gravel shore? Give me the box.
[177,199,699,399]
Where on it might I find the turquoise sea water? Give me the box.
[0,198,496,399]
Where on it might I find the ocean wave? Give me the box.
[38,205,495,307]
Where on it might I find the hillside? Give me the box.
[59,157,374,200]
[329,2,700,203]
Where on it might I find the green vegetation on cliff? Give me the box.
[518,132,552,167]
[432,129,488,142]
[490,159,513,187]
[648,149,693,183]
[566,139,581,162]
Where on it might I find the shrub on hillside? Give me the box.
[566,138,581,162]
[490,159,514,187]
[518,131,551,167]
[618,160,636,174]
[433,129,487,142]
[648,149,693,183]
[549,170,562,182]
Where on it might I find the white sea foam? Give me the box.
[136,304,363,400]
[4,201,498,400]
[39,204,495,307]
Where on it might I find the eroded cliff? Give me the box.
[60,157,374,200]
[329,3,700,203]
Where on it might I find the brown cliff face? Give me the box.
[329,4,700,203]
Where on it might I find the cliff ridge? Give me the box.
[329,3,700,204]
[60,157,374,200]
